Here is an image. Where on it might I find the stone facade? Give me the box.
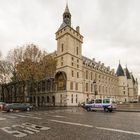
[53,4,138,106]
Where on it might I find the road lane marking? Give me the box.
[3,115,17,119]
[52,115,65,118]
[0,117,6,120]
[12,114,42,119]
[96,127,140,136]
[50,119,93,128]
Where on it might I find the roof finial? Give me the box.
[65,0,70,13]
[119,60,120,64]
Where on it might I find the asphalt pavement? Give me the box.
[0,107,140,140]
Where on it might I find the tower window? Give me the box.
[76,47,79,55]
[61,44,64,52]
[77,59,79,63]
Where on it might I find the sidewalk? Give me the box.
[116,103,140,112]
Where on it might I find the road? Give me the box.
[0,107,140,140]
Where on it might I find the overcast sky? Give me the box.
[0,0,140,92]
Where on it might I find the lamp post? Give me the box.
[93,80,97,99]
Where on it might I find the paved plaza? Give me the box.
[0,107,140,140]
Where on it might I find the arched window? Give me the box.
[55,71,67,91]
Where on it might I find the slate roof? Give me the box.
[125,67,131,79]
[116,64,125,76]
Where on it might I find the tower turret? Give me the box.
[59,4,71,30]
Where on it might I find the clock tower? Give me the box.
[55,4,84,106]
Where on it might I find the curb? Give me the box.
[116,109,140,113]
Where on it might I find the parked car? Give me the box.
[0,102,6,110]
[3,103,33,112]
[84,98,117,112]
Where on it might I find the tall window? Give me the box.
[91,72,93,80]
[71,94,73,103]
[76,47,79,55]
[91,84,93,92]
[77,59,79,63]
[75,83,78,90]
[86,83,88,92]
[99,85,101,93]
[77,72,79,78]
[60,94,62,104]
[72,70,74,77]
[86,70,88,79]
[70,82,73,90]
[47,96,50,103]
[61,43,64,52]
[76,94,78,103]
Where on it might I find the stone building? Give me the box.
[51,4,138,106]
[0,4,138,106]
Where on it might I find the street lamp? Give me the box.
[93,80,97,99]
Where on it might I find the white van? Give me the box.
[84,98,117,112]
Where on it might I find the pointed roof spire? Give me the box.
[116,63,125,76]
[125,67,131,79]
[119,60,120,64]
[131,74,136,83]
[58,2,71,31]
[64,0,70,13]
